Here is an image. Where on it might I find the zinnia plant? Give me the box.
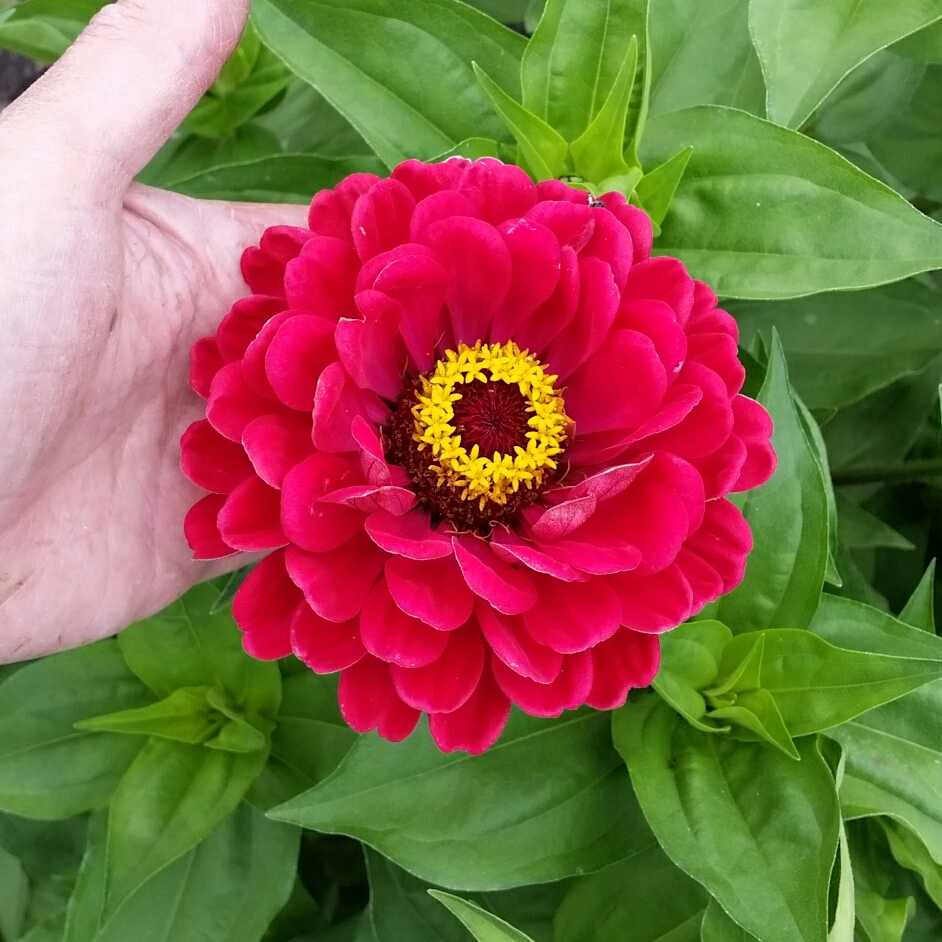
[182,158,776,753]
[6,1,942,941]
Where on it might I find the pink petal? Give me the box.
[184,494,235,560]
[242,310,295,400]
[365,509,454,559]
[616,299,688,380]
[684,498,752,594]
[622,257,694,327]
[513,246,580,354]
[696,433,748,500]
[233,549,300,660]
[385,554,474,630]
[597,192,653,264]
[313,363,389,454]
[181,420,253,494]
[320,484,416,516]
[581,205,633,291]
[731,396,777,492]
[351,178,416,261]
[409,190,476,243]
[216,295,286,363]
[217,475,286,552]
[477,603,562,683]
[339,655,420,742]
[336,290,406,401]
[281,453,364,553]
[525,201,595,252]
[207,362,287,443]
[490,219,561,342]
[561,458,653,503]
[611,564,695,633]
[352,417,410,487]
[532,538,641,576]
[566,329,668,435]
[457,158,538,225]
[189,338,225,399]
[535,180,591,204]
[523,577,623,653]
[529,496,598,541]
[286,532,387,623]
[490,530,584,583]
[547,257,620,380]
[284,237,359,319]
[242,414,314,488]
[392,158,469,201]
[491,650,593,717]
[360,580,450,668]
[429,666,511,755]
[585,629,660,710]
[676,546,726,611]
[291,603,365,672]
[453,536,537,615]
[308,173,380,242]
[241,227,310,297]
[687,330,744,396]
[422,216,512,345]
[264,314,338,411]
[391,625,486,713]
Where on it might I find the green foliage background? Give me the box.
[4,1,942,941]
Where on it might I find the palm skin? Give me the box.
[0,0,305,659]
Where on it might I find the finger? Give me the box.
[1,0,251,183]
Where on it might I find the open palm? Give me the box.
[0,0,303,659]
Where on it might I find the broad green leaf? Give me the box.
[75,687,218,745]
[641,106,942,299]
[900,561,937,632]
[464,0,531,24]
[521,0,646,144]
[634,145,692,229]
[103,738,268,917]
[748,0,942,128]
[714,335,829,632]
[847,819,914,942]
[648,0,764,117]
[269,711,650,890]
[0,643,151,819]
[652,620,732,731]
[895,20,942,62]
[729,280,942,412]
[430,892,535,942]
[880,819,942,909]
[836,494,916,552]
[473,64,568,180]
[0,844,28,942]
[210,565,255,614]
[252,0,524,168]
[169,152,386,203]
[713,628,942,736]
[830,823,856,942]
[118,582,281,721]
[700,900,759,941]
[709,687,800,759]
[569,37,640,182]
[64,803,298,942]
[613,694,841,942]
[0,0,104,62]
[248,672,357,810]
[553,843,707,942]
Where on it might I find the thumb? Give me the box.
[2,0,250,182]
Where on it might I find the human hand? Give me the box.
[0,0,306,660]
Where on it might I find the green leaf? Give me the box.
[900,561,937,632]
[269,711,650,890]
[641,106,942,299]
[102,738,268,917]
[895,20,942,62]
[252,0,525,168]
[0,0,105,62]
[648,0,764,118]
[64,803,298,942]
[463,0,532,24]
[613,694,841,942]
[713,628,942,736]
[553,844,708,942]
[0,844,28,942]
[633,145,692,229]
[729,280,942,412]
[710,687,800,760]
[749,0,942,128]
[473,64,568,180]
[569,37,639,183]
[75,687,218,745]
[830,822,856,942]
[118,582,281,721]
[700,899,760,941]
[652,620,732,731]
[880,819,942,909]
[835,494,916,552]
[169,152,386,203]
[429,892,535,942]
[210,565,255,614]
[714,334,829,632]
[0,643,151,819]
[521,0,646,144]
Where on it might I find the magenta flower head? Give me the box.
[181,158,776,754]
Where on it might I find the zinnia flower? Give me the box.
[182,157,776,754]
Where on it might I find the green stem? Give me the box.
[832,458,942,487]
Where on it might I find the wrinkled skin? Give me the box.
[0,0,282,659]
